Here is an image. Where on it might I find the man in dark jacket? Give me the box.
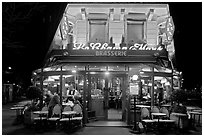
[48,92,60,118]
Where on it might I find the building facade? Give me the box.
[32,3,181,125]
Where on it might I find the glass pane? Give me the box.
[62,65,85,71]
[89,21,107,43]
[62,74,83,106]
[108,65,125,71]
[89,65,107,71]
[127,22,144,44]
[90,76,105,119]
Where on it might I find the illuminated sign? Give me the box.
[73,43,163,51]
[68,42,166,57]
[165,16,175,42]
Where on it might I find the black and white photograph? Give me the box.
[2,2,202,135]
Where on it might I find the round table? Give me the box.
[161,104,171,110]
[151,113,167,132]
[61,111,77,122]
[33,111,48,120]
[10,106,25,123]
[62,111,77,116]
[189,111,202,127]
[13,104,25,107]
[33,111,48,115]
[136,105,151,108]
[186,106,198,112]
[193,109,202,113]
[151,113,166,121]
[10,107,25,116]
[171,113,187,129]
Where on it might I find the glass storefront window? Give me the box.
[89,65,107,71]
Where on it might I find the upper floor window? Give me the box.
[126,13,146,44]
[88,13,108,43]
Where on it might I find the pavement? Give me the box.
[2,101,202,135]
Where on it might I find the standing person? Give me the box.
[157,82,163,107]
[67,84,81,98]
[48,91,60,118]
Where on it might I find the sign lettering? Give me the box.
[96,51,127,56]
[73,42,163,51]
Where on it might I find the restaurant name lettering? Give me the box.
[73,43,163,51]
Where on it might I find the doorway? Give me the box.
[89,73,127,121]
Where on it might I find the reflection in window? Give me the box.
[89,20,107,43]
[127,21,144,44]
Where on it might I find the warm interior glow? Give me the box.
[132,75,138,80]
[105,71,110,75]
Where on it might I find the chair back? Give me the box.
[151,106,159,113]
[52,104,61,116]
[141,108,150,119]
[160,107,169,116]
[41,106,48,111]
[63,105,72,112]
[73,104,82,114]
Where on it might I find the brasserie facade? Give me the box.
[32,3,181,125]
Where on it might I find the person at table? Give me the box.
[44,93,52,106]
[73,95,82,108]
[67,84,80,96]
[48,91,60,118]
[65,96,75,107]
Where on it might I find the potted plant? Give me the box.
[170,89,188,114]
[169,89,189,129]
[24,86,43,125]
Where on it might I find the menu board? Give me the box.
[130,83,139,95]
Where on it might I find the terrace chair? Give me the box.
[150,106,160,119]
[72,104,83,127]
[47,104,61,129]
[33,105,48,130]
[33,105,48,119]
[59,105,73,131]
[160,107,170,119]
[141,108,156,133]
[158,107,176,132]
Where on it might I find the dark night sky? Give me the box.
[2,2,202,89]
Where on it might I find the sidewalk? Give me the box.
[2,101,202,135]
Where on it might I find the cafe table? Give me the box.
[161,104,171,110]
[151,113,167,132]
[33,111,48,117]
[33,111,48,121]
[171,112,187,129]
[60,111,77,124]
[10,106,25,123]
[186,106,198,112]
[136,105,151,108]
[189,111,202,127]
[151,113,166,122]
[13,104,25,107]
[33,111,48,127]
[62,111,77,119]
[10,106,25,117]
